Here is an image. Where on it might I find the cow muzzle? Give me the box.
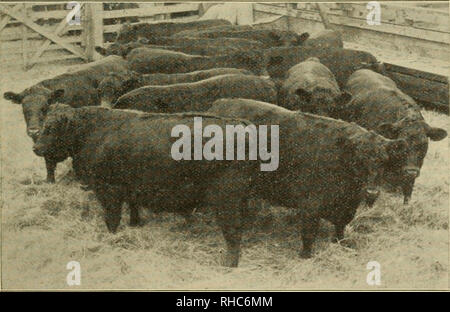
[32,144,45,157]
[27,129,40,142]
[403,167,420,179]
[365,187,380,207]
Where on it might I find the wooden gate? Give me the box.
[0,3,202,70]
[0,3,93,69]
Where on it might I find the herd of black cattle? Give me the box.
[3,19,447,267]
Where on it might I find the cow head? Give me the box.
[97,71,140,108]
[378,119,447,203]
[33,104,75,160]
[292,88,351,116]
[294,32,310,46]
[4,86,65,142]
[338,131,408,207]
[115,23,138,43]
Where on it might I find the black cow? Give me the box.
[172,28,310,48]
[208,98,409,259]
[95,36,265,58]
[114,74,277,113]
[95,41,170,58]
[3,55,129,182]
[266,47,385,88]
[98,68,252,107]
[33,105,257,267]
[344,69,447,204]
[171,24,254,37]
[278,57,352,115]
[115,19,231,43]
[127,48,266,75]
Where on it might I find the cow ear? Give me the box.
[95,46,107,56]
[378,122,400,139]
[426,126,447,141]
[336,91,352,106]
[121,46,134,58]
[295,88,312,104]
[386,138,408,160]
[297,32,310,44]
[4,91,24,104]
[48,89,64,105]
[138,38,149,44]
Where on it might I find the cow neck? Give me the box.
[68,108,110,156]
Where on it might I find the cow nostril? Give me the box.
[404,169,419,178]
[28,129,40,136]
[366,188,380,196]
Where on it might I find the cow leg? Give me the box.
[299,214,320,259]
[216,206,243,268]
[45,158,56,183]
[333,223,345,243]
[94,184,124,233]
[129,201,140,227]
[209,169,249,267]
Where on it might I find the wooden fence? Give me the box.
[0,2,201,70]
[252,2,449,112]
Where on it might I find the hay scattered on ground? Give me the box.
[1,62,448,290]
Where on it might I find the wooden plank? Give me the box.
[0,22,82,41]
[102,15,202,33]
[335,2,449,33]
[387,71,449,112]
[384,63,448,84]
[0,13,11,32]
[0,51,80,67]
[21,4,27,69]
[84,3,103,61]
[316,3,331,29]
[29,9,70,21]
[101,3,199,19]
[0,4,87,60]
[254,3,450,44]
[2,40,83,56]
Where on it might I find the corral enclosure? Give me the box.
[0,2,449,290]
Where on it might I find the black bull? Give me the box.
[2,56,129,182]
[34,103,408,267]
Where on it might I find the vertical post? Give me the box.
[21,4,28,70]
[85,3,103,61]
[285,3,291,31]
[316,3,332,29]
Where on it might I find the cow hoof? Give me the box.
[221,256,239,268]
[46,178,55,184]
[299,250,312,259]
[129,219,144,227]
[80,184,91,191]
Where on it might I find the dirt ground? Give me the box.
[1,61,448,290]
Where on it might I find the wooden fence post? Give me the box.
[85,3,103,61]
[316,3,332,29]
